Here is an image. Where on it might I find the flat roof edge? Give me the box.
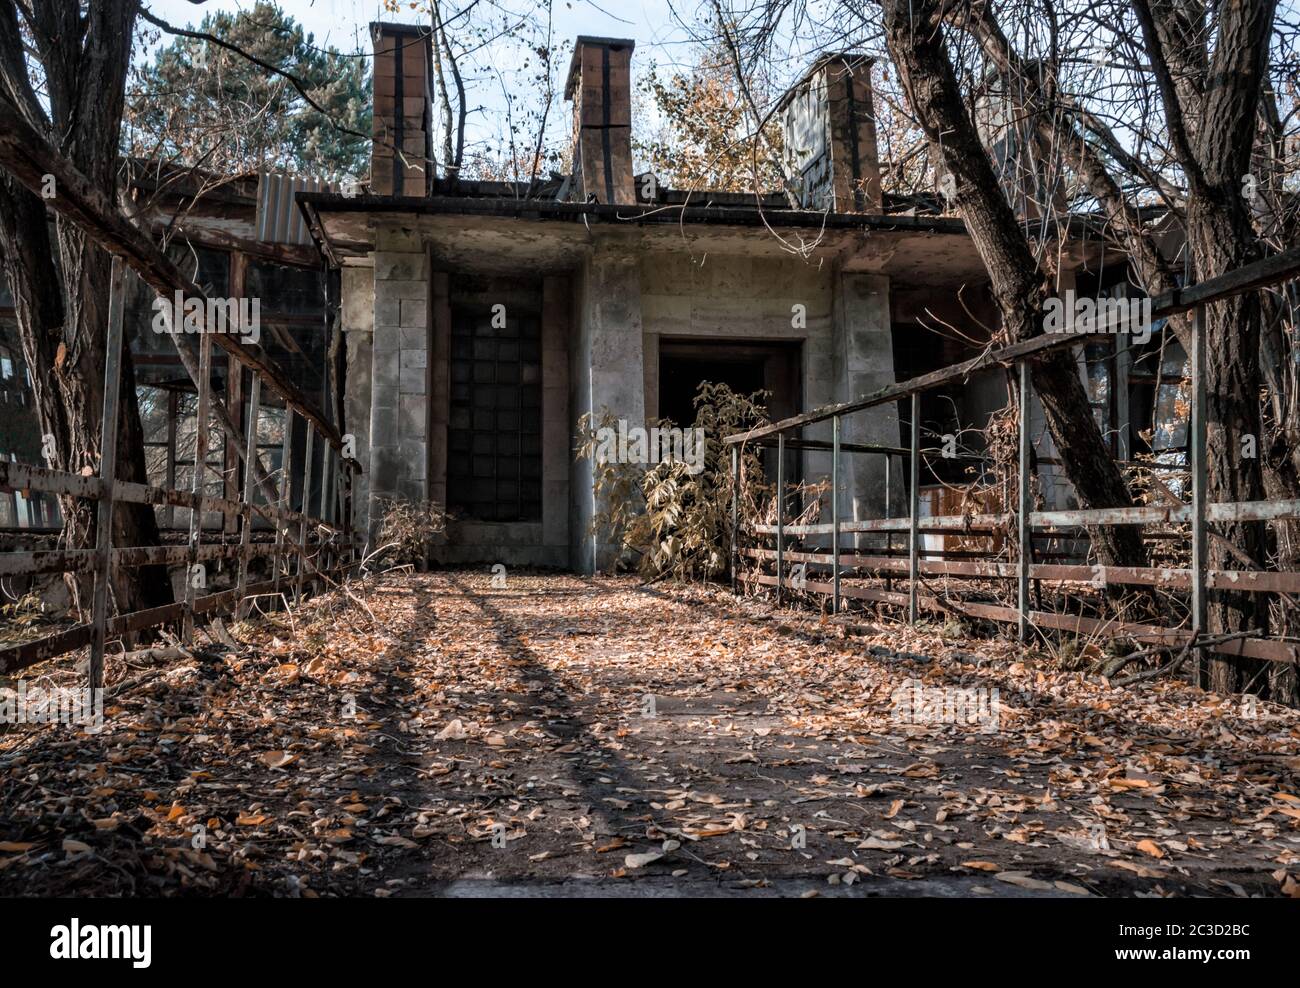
[298,191,969,236]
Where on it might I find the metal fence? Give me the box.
[725,245,1300,671]
[0,258,360,685]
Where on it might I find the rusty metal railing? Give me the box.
[725,245,1300,671]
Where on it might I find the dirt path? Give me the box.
[2,570,1298,897]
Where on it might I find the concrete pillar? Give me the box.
[570,248,644,572]
[642,331,659,421]
[341,265,374,534]
[833,271,899,544]
[542,276,571,556]
[1030,268,1080,509]
[367,228,429,546]
[429,271,451,508]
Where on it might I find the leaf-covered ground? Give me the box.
[2,570,1298,897]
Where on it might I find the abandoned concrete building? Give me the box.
[296,23,1178,571]
[0,23,1189,574]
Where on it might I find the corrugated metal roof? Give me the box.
[256,171,338,246]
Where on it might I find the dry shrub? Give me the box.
[576,382,771,582]
[371,498,448,568]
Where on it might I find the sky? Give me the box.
[142,0,704,174]
[145,0,697,63]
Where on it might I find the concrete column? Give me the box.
[341,265,374,535]
[542,276,571,555]
[570,248,644,572]
[1030,268,1077,509]
[429,271,451,508]
[642,331,659,421]
[833,271,899,545]
[367,227,430,546]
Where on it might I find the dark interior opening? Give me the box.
[658,339,802,488]
[657,340,801,426]
[658,354,765,426]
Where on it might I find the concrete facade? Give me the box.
[353,229,902,573]
[317,25,1051,576]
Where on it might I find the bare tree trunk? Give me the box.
[881,0,1145,570]
[1134,0,1277,694]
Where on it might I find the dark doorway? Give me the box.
[658,340,801,426]
[658,339,802,489]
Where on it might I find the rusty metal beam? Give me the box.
[1190,303,1209,683]
[236,374,262,618]
[1017,360,1032,643]
[744,572,1299,664]
[740,547,1300,593]
[908,393,920,625]
[182,331,213,643]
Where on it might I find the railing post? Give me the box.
[318,440,332,581]
[274,409,294,602]
[1018,359,1032,642]
[182,328,213,644]
[776,432,785,606]
[88,258,128,693]
[343,459,355,567]
[884,452,893,592]
[296,425,314,606]
[730,444,739,594]
[832,414,841,615]
[236,372,261,620]
[908,393,920,625]
[1191,302,1208,686]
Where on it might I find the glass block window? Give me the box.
[447,305,542,522]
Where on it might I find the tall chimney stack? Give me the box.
[974,64,1066,220]
[778,54,881,213]
[565,37,636,205]
[370,22,433,197]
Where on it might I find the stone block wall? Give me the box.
[367,228,430,545]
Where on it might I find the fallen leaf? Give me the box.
[624,850,665,869]
[435,719,468,740]
[995,871,1055,891]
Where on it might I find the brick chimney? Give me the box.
[974,64,1066,220]
[565,37,636,205]
[777,54,881,213]
[370,22,433,197]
